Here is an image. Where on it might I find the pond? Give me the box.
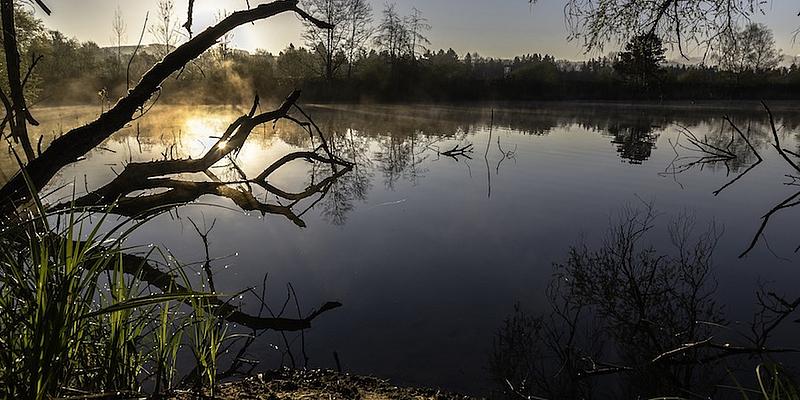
[10,101,800,396]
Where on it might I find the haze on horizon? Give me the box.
[31,0,800,62]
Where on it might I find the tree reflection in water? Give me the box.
[7,102,800,393]
[375,133,430,190]
[316,131,372,225]
[490,205,799,399]
[33,94,359,344]
[608,119,659,164]
[659,104,800,257]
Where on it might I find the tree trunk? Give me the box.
[326,29,334,80]
[326,52,333,80]
[1,0,35,162]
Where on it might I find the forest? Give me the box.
[9,2,800,105]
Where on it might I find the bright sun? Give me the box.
[183,115,230,157]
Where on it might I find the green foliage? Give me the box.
[512,60,559,84]
[0,5,46,101]
[278,43,318,81]
[187,295,229,395]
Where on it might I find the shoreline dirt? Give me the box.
[171,368,482,400]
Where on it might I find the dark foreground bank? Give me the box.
[171,368,479,400]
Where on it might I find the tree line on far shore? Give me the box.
[7,0,800,106]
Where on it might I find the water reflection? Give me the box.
[374,134,430,190]
[315,162,369,225]
[608,119,659,164]
[5,102,800,395]
[52,105,353,229]
[660,105,800,257]
[15,103,800,186]
[19,103,800,266]
[490,207,799,399]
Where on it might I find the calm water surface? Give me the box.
[10,101,800,395]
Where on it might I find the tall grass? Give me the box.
[0,182,228,398]
[756,363,800,400]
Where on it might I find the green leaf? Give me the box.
[82,292,220,319]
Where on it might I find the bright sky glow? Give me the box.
[31,0,800,61]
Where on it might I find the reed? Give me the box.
[0,176,224,398]
[756,363,800,400]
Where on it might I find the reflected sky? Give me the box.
[8,102,800,395]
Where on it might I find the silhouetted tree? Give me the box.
[613,33,666,88]
[490,205,800,399]
[715,23,782,73]
[532,0,765,56]
[343,0,372,78]
[302,0,351,80]
[374,2,407,63]
[148,0,179,57]
[211,10,234,63]
[277,43,317,81]
[405,7,430,60]
[111,4,125,74]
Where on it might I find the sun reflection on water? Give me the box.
[183,115,230,157]
[181,113,287,175]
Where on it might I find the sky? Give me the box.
[29,0,800,61]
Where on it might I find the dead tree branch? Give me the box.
[734,103,800,257]
[712,118,762,196]
[0,0,333,206]
[117,250,341,331]
[51,92,353,228]
[440,143,474,160]
[675,123,736,160]
[763,101,800,174]
[188,216,217,293]
[740,190,800,258]
[183,0,196,35]
[33,0,50,14]
[127,12,150,92]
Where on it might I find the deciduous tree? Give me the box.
[111,4,126,72]
[531,0,765,56]
[715,23,782,73]
[405,7,430,60]
[302,0,349,80]
[374,2,407,62]
[344,0,372,78]
[149,0,179,57]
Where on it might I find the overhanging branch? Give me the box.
[0,0,332,206]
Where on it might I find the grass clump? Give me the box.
[0,189,225,399]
